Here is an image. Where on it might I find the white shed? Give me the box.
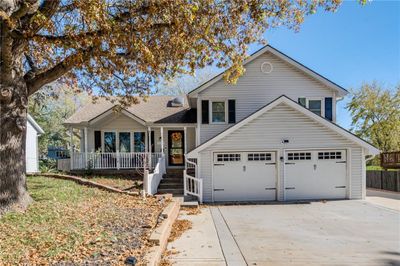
[26,114,44,173]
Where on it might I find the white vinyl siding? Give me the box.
[198,103,364,202]
[26,121,40,173]
[198,51,335,143]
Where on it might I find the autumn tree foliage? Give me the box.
[347,82,400,153]
[0,0,350,213]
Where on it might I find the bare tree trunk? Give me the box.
[0,77,32,214]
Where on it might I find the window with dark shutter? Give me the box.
[298,97,306,107]
[325,97,333,121]
[201,100,209,124]
[228,100,236,123]
[94,131,101,151]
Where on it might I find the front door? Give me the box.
[168,130,185,166]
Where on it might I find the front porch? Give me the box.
[63,109,197,171]
[59,109,203,201]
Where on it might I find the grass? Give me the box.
[367,165,398,171]
[0,176,164,265]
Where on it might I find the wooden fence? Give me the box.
[366,170,400,192]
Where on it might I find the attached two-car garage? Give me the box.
[212,150,347,202]
[188,97,380,203]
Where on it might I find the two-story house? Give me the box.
[64,45,379,203]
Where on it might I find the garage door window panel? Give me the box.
[216,153,241,162]
[248,153,272,161]
[318,151,342,160]
[287,152,311,161]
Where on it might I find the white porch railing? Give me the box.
[69,152,163,170]
[143,154,166,195]
[184,158,203,203]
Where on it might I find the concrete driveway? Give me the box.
[166,200,400,266]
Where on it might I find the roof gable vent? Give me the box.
[171,96,184,107]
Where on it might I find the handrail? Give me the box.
[185,157,198,178]
[143,154,166,195]
[184,169,203,203]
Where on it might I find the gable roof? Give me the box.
[27,114,44,135]
[188,45,348,97]
[187,95,379,157]
[64,95,196,125]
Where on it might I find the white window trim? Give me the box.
[101,130,147,153]
[209,99,228,125]
[305,97,325,117]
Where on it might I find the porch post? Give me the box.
[116,131,120,170]
[69,127,74,170]
[184,126,187,155]
[148,127,152,169]
[84,127,88,169]
[195,125,199,147]
[160,127,164,154]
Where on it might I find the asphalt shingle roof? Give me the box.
[64,95,197,125]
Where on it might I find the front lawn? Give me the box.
[0,176,164,265]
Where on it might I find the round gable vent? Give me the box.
[261,62,273,74]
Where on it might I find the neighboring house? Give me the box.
[47,146,70,159]
[64,45,379,203]
[26,114,44,173]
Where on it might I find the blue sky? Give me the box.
[250,0,400,129]
[180,1,399,130]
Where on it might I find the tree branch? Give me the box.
[10,0,38,20]
[26,48,92,95]
[21,0,61,36]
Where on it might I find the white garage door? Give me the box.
[213,152,277,201]
[285,150,347,200]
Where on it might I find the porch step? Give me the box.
[158,183,183,189]
[160,178,183,183]
[174,195,199,207]
[181,201,199,208]
[157,188,184,195]
[166,169,184,178]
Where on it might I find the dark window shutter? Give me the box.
[228,100,236,123]
[325,97,333,121]
[151,131,155,152]
[298,97,306,107]
[94,131,101,151]
[201,100,209,124]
